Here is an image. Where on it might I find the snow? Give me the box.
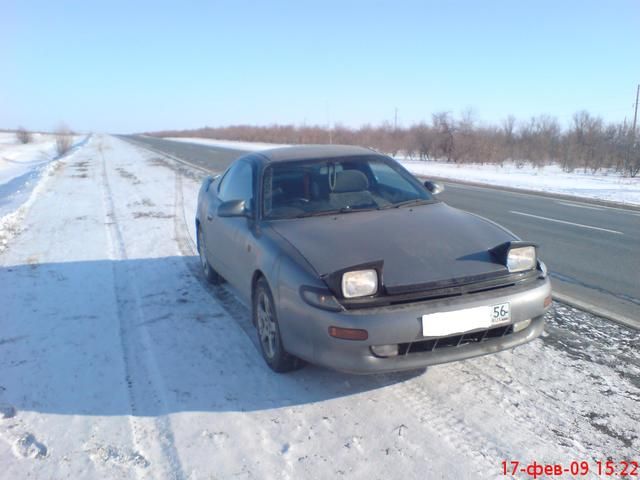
[0,133,57,183]
[1,134,638,479]
[161,137,640,206]
[0,132,87,220]
[401,159,640,206]
[163,136,289,151]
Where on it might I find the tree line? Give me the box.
[148,111,640,177]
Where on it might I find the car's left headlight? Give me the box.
[507,246,536,272]
[342,269,378,298]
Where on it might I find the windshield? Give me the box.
[262,155,433,219]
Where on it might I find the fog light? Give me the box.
[513,319,531,332]
[371,344,399,357]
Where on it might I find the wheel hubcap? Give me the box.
[257,292,277,359]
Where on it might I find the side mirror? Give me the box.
[218,199,250,218]
[202,175,215,192]
[423,180,445,195]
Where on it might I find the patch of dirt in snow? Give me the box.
[128,197,156,208]
[544,304,640,390]
[145,155,205,182]
[86,444,149,469]
[132,211,173,219]
[115,167,141,184]
[201,429,229,446]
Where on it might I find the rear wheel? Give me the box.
[253,278,302,373]
[197,226,223,285]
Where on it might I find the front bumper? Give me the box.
[284,277,551,374]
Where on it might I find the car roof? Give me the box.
[255,144,377,163]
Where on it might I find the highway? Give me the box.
[124,135,640,328]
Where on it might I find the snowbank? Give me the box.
[0,132,88,217]
[0,133,89,251]
[401,159,640,206]
[163,136,289,151]
[0,132,60,185]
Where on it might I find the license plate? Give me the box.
[422,302,511,337]
[490,302,510,325]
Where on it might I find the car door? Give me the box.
[208,158,257,298]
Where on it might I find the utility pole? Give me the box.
[394,107,398,131]
[625,84,639,176]
[632,84,639,137]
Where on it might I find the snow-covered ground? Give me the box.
[164,136,289,151]
[1,134,638,479]
[0,132,86,220]
[402,160,640,206]
[162,137,640,206]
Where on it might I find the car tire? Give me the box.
[197,226,223,285]
[253,277,303,373]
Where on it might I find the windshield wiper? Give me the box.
[295,206,378,218]
[380,198,431,210]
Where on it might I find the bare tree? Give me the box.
[55,124,73,156]
[431,112,456,162]
[410,123,435,161]
[145,110,638,176]
[16,127,33,144]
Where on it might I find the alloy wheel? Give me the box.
[257,291,277,359]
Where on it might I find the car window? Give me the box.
[218,160,254,204]
[369,160,416,196]
[262,155,432,219]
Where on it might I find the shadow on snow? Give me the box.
[0,255,422,417]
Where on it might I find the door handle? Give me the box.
[206,213,213,221]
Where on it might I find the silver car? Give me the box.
[196,145,552,374]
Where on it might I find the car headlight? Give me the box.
[342,269,378,298]
[507,246,536,272]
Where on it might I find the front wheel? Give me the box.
[197,227,223,285]
[253,278,302,373]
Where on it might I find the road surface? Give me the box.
[123,135,640,328]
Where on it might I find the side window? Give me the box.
[218,160,254,205]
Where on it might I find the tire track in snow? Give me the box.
[388,377,508,480]
[98,141,186,480]
[169,153,297,479]
[172,172,259,350]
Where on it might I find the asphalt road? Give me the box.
[124,135,640,328]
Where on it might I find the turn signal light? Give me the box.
[328,326,368,341]
[544,295,552,308]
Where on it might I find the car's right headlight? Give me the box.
[342,269,378,298]
[507,246,536,273]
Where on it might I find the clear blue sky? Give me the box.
[2,0,639,133]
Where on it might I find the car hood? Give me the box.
[269,202,517,291]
